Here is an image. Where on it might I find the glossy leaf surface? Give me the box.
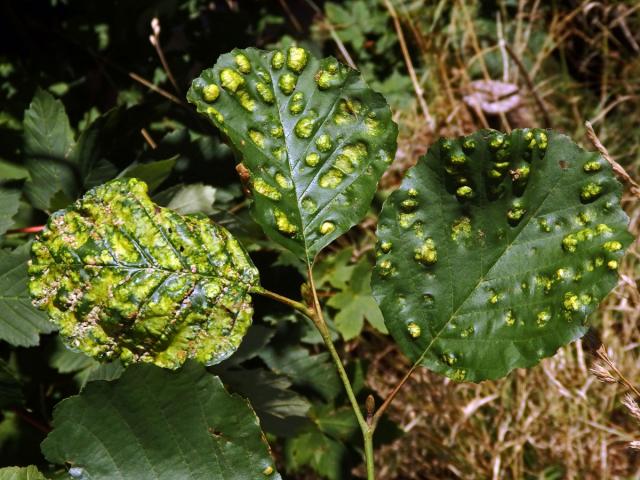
[372,129,632,382]
[188,47,397,262]
[29,178,259,369]
[42,362,280,479]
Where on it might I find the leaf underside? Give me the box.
[29,178,259,369]
[188,47,397,262]
[42,362,281,480]
[372,129,632,382]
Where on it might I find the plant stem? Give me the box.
[251,286,314,318]
[253,272,376,478]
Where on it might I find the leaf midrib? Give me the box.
[412,156,566,366]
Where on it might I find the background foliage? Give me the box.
[1,0,639,478]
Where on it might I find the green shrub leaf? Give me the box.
[42,362,280,479]
[188,47,397,262]
[0,466,47,480]
[372,129,632,382]
[23,88,78,211]
[0,188,21,236]
[0,244,55,347]
[29,178,259,369]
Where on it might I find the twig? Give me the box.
[11,408,51,434]
[140,128,157,149]
[128,72,183,105]
[149,18,182,97]
[278,0,303,33]
[383,0,434,130]
[585,121,640,198]
[504,43,553,128]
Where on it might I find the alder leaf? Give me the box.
[0,188,21,236]
[29,178,259,369]
[188,47,397,262]
[372,129,632,382]
[42,362,280,479]
[0,243,55,347]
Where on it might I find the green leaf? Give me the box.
[372,129,632,382]
[23,89,78,211]
[215,366,311,437]
[285,429,345,480]
[0,188,21,236]
[42,362,280,479]
[327,258,386,339]
[260,345,342,402]
[166,183,217,215]
[0,466,47,480]
[118,157,178,191]
[0,244,54,347]
[188,47,397,262]
[29,178,259,369]
[0,360,22,409]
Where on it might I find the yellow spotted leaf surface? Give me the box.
[29,178,259,369]
[372,129,632,382]
[187,47,397,262]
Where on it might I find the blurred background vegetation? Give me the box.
[1,0,639,478]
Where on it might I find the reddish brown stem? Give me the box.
[6,225,45,234]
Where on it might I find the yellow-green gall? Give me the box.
[456,186,473,199]
[271,51,284,69]
[219,68,245,92]
[255,82,275,104]
[234,53,251,73]
[302,197,317,213]
[278,73,297,95]
[400,199,418,212]
[451,217,472,242]
[315,69,332,89]
[294,116,315,138]
[536,310,551,327]
[407,322,421,338]
[305,152,320,167]
[252,178,281,201]
[248,129,264,148]
[504,310,515,326]
[378,259,392,277]
[263,466,274,476]
[236,89,255,112]
[270,125,283,138]
[380,241,392,253]
[319,169,344,188]
[275,173,292,190]
[583,161,602,173]
[607,260,618,270]
[274,209,298,237]
[603,240,622,252]
[289,92,305,115]
[580,182,603,202]
[408,188,418,197]
[202,84,219,102]
[451,369,467,381]
[563,292,580,312]
[319,221,335,235]
[315,134,332,152]
[206,107,223,123]
[414,238,437,266]
[507,206,526,225]
[287,46,308,73]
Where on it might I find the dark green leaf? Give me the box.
[118,157,178,191]
[42,362,280,479]
[0,243,54,347]
[23,89,78,211]
[29,178,259,369]
[260,345,341,402]
[285,429,345,480]
[372,129,632,382]
[188,47,397,262]
[0,360,22,409]
[0,188,21,236]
